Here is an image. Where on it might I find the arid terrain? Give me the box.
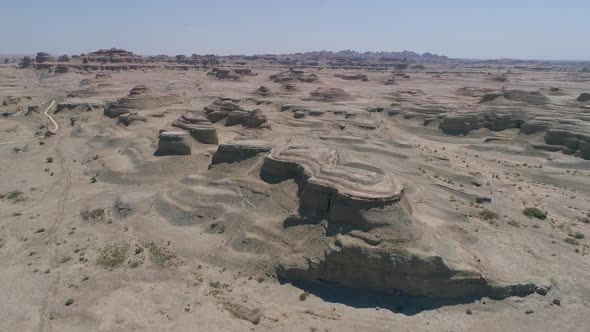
[1,49,589,331]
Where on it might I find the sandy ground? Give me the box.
[0,62,589,331]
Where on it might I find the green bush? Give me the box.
[523,207,547,220]
[479,209,499,220]
[568,231,585,240]
[96,243,129,269]
[299,292,310,301]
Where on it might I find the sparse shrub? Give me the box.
[2,190,26,202]
[80,208,108,223]
[96,243,129,269]
[564,237,580,246]
[223,302,261,325]
[299,292,310,301]
[523,207,547,220]
[479,209,499,220]
[568,231,585,240]
[142,241,176,268]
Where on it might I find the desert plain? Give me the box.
[0,49,589,331]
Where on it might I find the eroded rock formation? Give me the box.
[306,87,353,101]
[270,69,319,83]
[480,90,550,105]
[254,86,273,97]
[207,68,242,80]
[104,85,184,118]
[85,48,144,64]
[439,111,527,135]
[36,52,55,63]
[172,112,219,144]
[157,130,191,155]
[198,143,540,299]
[335,73,368,81]
[203,99,269,129]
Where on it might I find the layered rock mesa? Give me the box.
[210,142,537,299]
[171,112,219,144]
[207,68,242,80]
[433,105,590,159]
[157,130,191,155]
[104,85,184,118]
[36,52,56,64]
[28,48,158,71]
[438,110,527,135]
[83,48,144,63]
[480,90,550,106]
[306,87,354,102]
[523,117,590,159]
[335,73,368,81]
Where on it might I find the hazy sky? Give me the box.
[1,0,589,60]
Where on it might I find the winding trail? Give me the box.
[37,133,71,332]
[0,99,66,331]
[0,100,57,146]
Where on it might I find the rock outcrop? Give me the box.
[480,90,550,105]
[172,112,219,144]
[278,235,536,299]
[261,145,403,222]
[439,111,527,135]
[20,56,33,68]
[104,85,184,118]
[156,131,191,155]
[211,140,272,165]
[55,64,69,73]
[251,144,537,299]
[95,72,112,80]
[35,52,55,63]
[335,73,368,81]
[270,69,319,83]
[203,99,269,129]
[254,86,273,97]
[84,48,144,64]
[543,126,590,159]
[207,68,242,80]
[117,113,147,126]
[437,111,590,159]
[306,87,353,102]
[233,68,255,76]
[281,105,325,118]
[578,93,590,102]
[382,78,396,85]
[55,102,104,113]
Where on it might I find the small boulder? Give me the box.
[476,196,492,204]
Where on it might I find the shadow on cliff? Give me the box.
[280,279,486,316]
